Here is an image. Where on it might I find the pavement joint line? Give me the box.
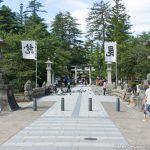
[72,92,82,117]
[0,85,131,149]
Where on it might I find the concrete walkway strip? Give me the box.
[0,85,130,150]
[72,92,82,117]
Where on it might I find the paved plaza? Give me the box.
[0,85,130,150]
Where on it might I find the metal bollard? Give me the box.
[33,98,37,111]
[116,97,120,112]
[61,98,65,111]
[88,98,92,111]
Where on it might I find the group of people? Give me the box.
[131,81,150,122]
[143,80,150,122]
[45,84,57,95]
[101,79,150,122]
[134,81,150,122]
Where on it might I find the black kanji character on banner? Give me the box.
[24,44,34,54]
[106,46,114,56]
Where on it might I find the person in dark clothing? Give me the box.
[53,84,57,93]
[67,82,71,93]
[64,76,68,87]
[45,86,53,95]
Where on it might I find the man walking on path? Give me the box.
[144,80,150,117]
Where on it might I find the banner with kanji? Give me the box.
[21,41,37,60]
[104,42,117,63]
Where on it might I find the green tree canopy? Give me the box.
[106,0,131,45]
[23,0,48,34]
[86,0,110,47]
[25,0,47,19]
[0,5,20,33]
[51,11,88,68]
[51,11,82,45]
[120,34,150,81]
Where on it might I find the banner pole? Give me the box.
[36,58,37,88]
[35,41,37,88]
[115,43,117,88]
[115,59,117,88]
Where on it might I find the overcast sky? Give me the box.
[2,0,150,36]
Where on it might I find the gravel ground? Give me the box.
[0,101,55,145]
[90,85,150,150]
[102,102,150,149]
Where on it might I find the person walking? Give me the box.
[142,102,147,122]
[103,79,106,96]
[143,80,150,118]
[67,82,71,93]
[136,84,141,96]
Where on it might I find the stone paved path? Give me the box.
[0,85,129,150]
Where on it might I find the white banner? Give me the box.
[104,42,117,63]
[21,41,37,60]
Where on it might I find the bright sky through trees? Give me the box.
[2,0,150,35]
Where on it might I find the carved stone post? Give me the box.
[106,62,112,85]
[45,58,52,86]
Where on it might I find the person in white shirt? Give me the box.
[136,84,141,96]
[103,79,106,96]
[144,81,150,117]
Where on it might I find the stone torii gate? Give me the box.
[71,65,95,85]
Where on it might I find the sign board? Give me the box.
[21,41,37,60]
[104,42,117,63]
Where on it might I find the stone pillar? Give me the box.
[89,66,92,85]
[52,70,54,85]
[46,67,51,86]
[147,73,150,80]
[106,62,112,85]
[45,58,52,86]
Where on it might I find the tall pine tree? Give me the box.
[86,0,110,48]
[106,0,131,80]
[106,0,131,45]
[24,0,48,34]
[25,0,47,22]
[0,5,20,33]
[51,11,82,46]
[51,11,88,66]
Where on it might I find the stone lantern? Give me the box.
[45,57,52,86]
[106,62,112,85]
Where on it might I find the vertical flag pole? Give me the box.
[36,58,37,88]
[35,41,37,88]
[104,41,117,86]
[115,54,117,88]
[115,42,117,88]
[21,40,38,88]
